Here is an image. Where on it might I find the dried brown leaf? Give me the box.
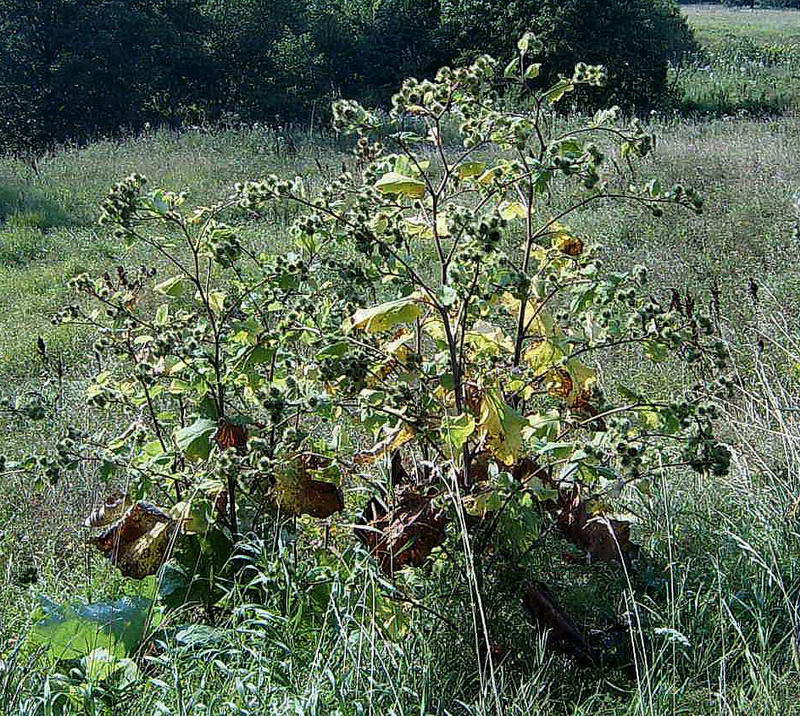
[556,489,638,567]
[215,420,248,451]
[355,487,447,577]
[272,453,344,518]
[91,501,177,579]
[84,493,132,528]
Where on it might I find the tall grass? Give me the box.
[675,4,800,114]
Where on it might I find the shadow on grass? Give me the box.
[0,179,70,230]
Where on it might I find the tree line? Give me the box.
[0,0,695,155]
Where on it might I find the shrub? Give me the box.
[17,39,731,657]
[441,0,697,110]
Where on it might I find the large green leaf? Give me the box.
[457,161,487,180]
[375,172,426,198]
[154,275,189,298]
[174,418,217,460]
[31,596,153,660]
[348,296,424,333]
[441,413,476,450]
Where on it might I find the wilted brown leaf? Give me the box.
[355,487,447,577]
[555,234,584,257]
[215,420,248,451]
[272,453,344,518]
[546,368,574,399]
[91,501,177,579]
[556,489,638,567]
[569,389,606,430]
[511,456,550,484]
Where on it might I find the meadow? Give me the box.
[676,4,800,114]
[1,5,800,715]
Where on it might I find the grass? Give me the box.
[683,4,800,48]
[675,4,800,114]
[2,8,800,714]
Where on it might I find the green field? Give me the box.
[675,4,800,114]
[2,6,800,715]
[684,3,800,46]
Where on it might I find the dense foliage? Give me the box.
[0,0,214,156]
[0,0,695,154]
[442,0,696,110]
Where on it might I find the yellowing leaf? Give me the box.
[500,293,558,338]
[524,63,542,79]
[404,213,449,239]
[375,172,426,198]
[457,161,487,180]
[498,201,528,220]
[383,332,414,358]
[466,320,514,356]
[422,315,447,345]
[404,215,434,239]
[463,488,504,517]
[477,166,503,185]
[567,359,597,396]
[209,291,226,314]
[348,295,424,333]
[544,79,575,104]
[524,339,565,378]
[477,389,527,466]
[354,424,417,465]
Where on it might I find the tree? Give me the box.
[0,0,212,154]
[440,0,696,109]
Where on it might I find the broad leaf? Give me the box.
[466,320,514,356]
[154,275,188,298]
[477,389,528,465]
[457,161,487,180]
[31,595,153,660]
[544,79,575,104]
[375,172,426,198]
[348,295,424,333]
[499,201,527,220]
[354,423,417,465]
[272,453,343,518]
[174,418,217,460]
[524,339,565,377]
[91,502,177,579]
[441,413,475,450]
